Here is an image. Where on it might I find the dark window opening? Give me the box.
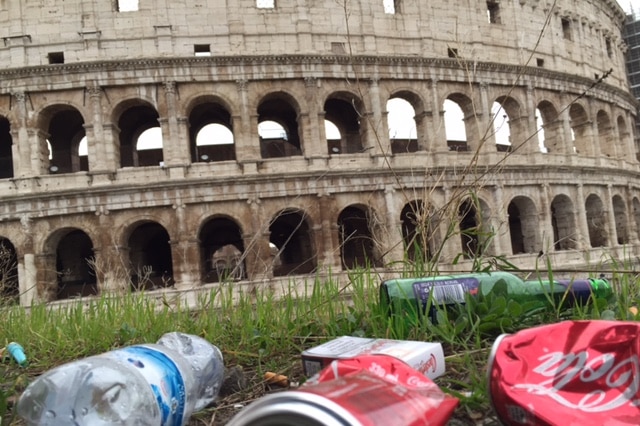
[128,222,174,291]
[606,39,613,58]
[48,52,64,64]
[55,230,97,300]
[487,1,501,24]
[562,18,572,40]
[269,210,316,276]
[194,44,211,57]
[536,58,544,67]
[448,48,458,58]
[199,218,245,283]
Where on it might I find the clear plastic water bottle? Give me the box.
[16,332,224,426]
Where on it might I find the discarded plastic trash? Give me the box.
[6,342,27,366]
[227,354,459,426]
[263,371,289,387]
[488,320,640,425]
[301,335,445,380]
[16,332,224,426]
[381,271,611,323]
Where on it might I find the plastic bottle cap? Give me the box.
[7,342,27,366]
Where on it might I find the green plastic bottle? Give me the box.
[380,271,611,324]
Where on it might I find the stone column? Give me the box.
[161,81,190,171]
[301,77,327,159]
[234,80,260,168]
[365,78,391,156]
[11,92,31,177]
[493,185,509,255]
[317,192,341,269]
[440,186,462,262]
[605,184,618,247]
[422,78,442,152]
[85,84,119,173]
[170,203,200,289]
[17,215,37,305]
[575,184,590,250]
[560,103,576,155]
[477,82,494,153]
[627,184,640,245]
[383,185,405,263]
[539,184,555,253]
[243,198,272,280]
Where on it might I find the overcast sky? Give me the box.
[618,0,638,14]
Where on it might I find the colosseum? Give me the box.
[0,0,634,306]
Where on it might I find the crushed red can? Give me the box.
[488,320,640,425]
[227,354,459,426]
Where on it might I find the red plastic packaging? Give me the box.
[488,320,640,425]
[300,354,459,425]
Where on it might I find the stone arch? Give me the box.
[43,228,96,300]
[0,237,18,304]
[444,92,477,152]
[338,204,382,269]
[634,197,640,242]
[569,103,592,156]
[551,194,577,251]
[493,95,524,152]
[596,110,615,158]
[257,91,302,159]
[187,95,236,163]
[199,215,245,282]
[126,221,173,290]
[458,196,491,259]
[324,91,366,154]
[585,193,607,248]
[387,89,424,153]
[536,100,560,153]
[616,115,632,159]
[269,209,316,276]
[37,104,87,174]
[507,196,539,254]
[114,98,162,168]
[400,199,438,263]
[612,194,628,245]
[0,116,12,179]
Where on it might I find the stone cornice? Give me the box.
[0,54,634,107]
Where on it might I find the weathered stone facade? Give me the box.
[0,0,636,306]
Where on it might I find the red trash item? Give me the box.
[301,354,459,426]
[488,320,640,425]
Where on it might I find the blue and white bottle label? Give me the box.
[106,346,186,426]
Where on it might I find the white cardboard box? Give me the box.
[301,336,445,380]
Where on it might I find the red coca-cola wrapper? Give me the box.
[301,354,459,425]
[488,320,640,425]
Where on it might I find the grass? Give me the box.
[1,263,639,425]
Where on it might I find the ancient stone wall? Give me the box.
[0,0,635,306]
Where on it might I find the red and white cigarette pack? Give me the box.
[301,336,445,380]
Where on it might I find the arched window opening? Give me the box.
[569,104,591,156]
[597,110,615,158]
[585,194,607,248]
[537,101,561,153]
[195,124,235,162]
[612,195,628,245]
[0,117,13,179]
[535,109,548,153]
[0,238,18,304]
[44,107,87,174]
[325,120,342,154]
[199,217,245,283]
[634,198,640,242]
[551,195,577,251]
[128,222,173,291]
[508,196,539,255]
[444,98,468,151]
[617,116,632,160]
[118,103,163,168]
[401,201,436,263]
[459,199,481,258]
[492,102,511,151]
[324,95,365,154]
[269,210,316,276]
[338,206,381,269]
[188,100,235,163]
[258,95,301,159]
[387,98,418,154]
[55,230,97,300]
